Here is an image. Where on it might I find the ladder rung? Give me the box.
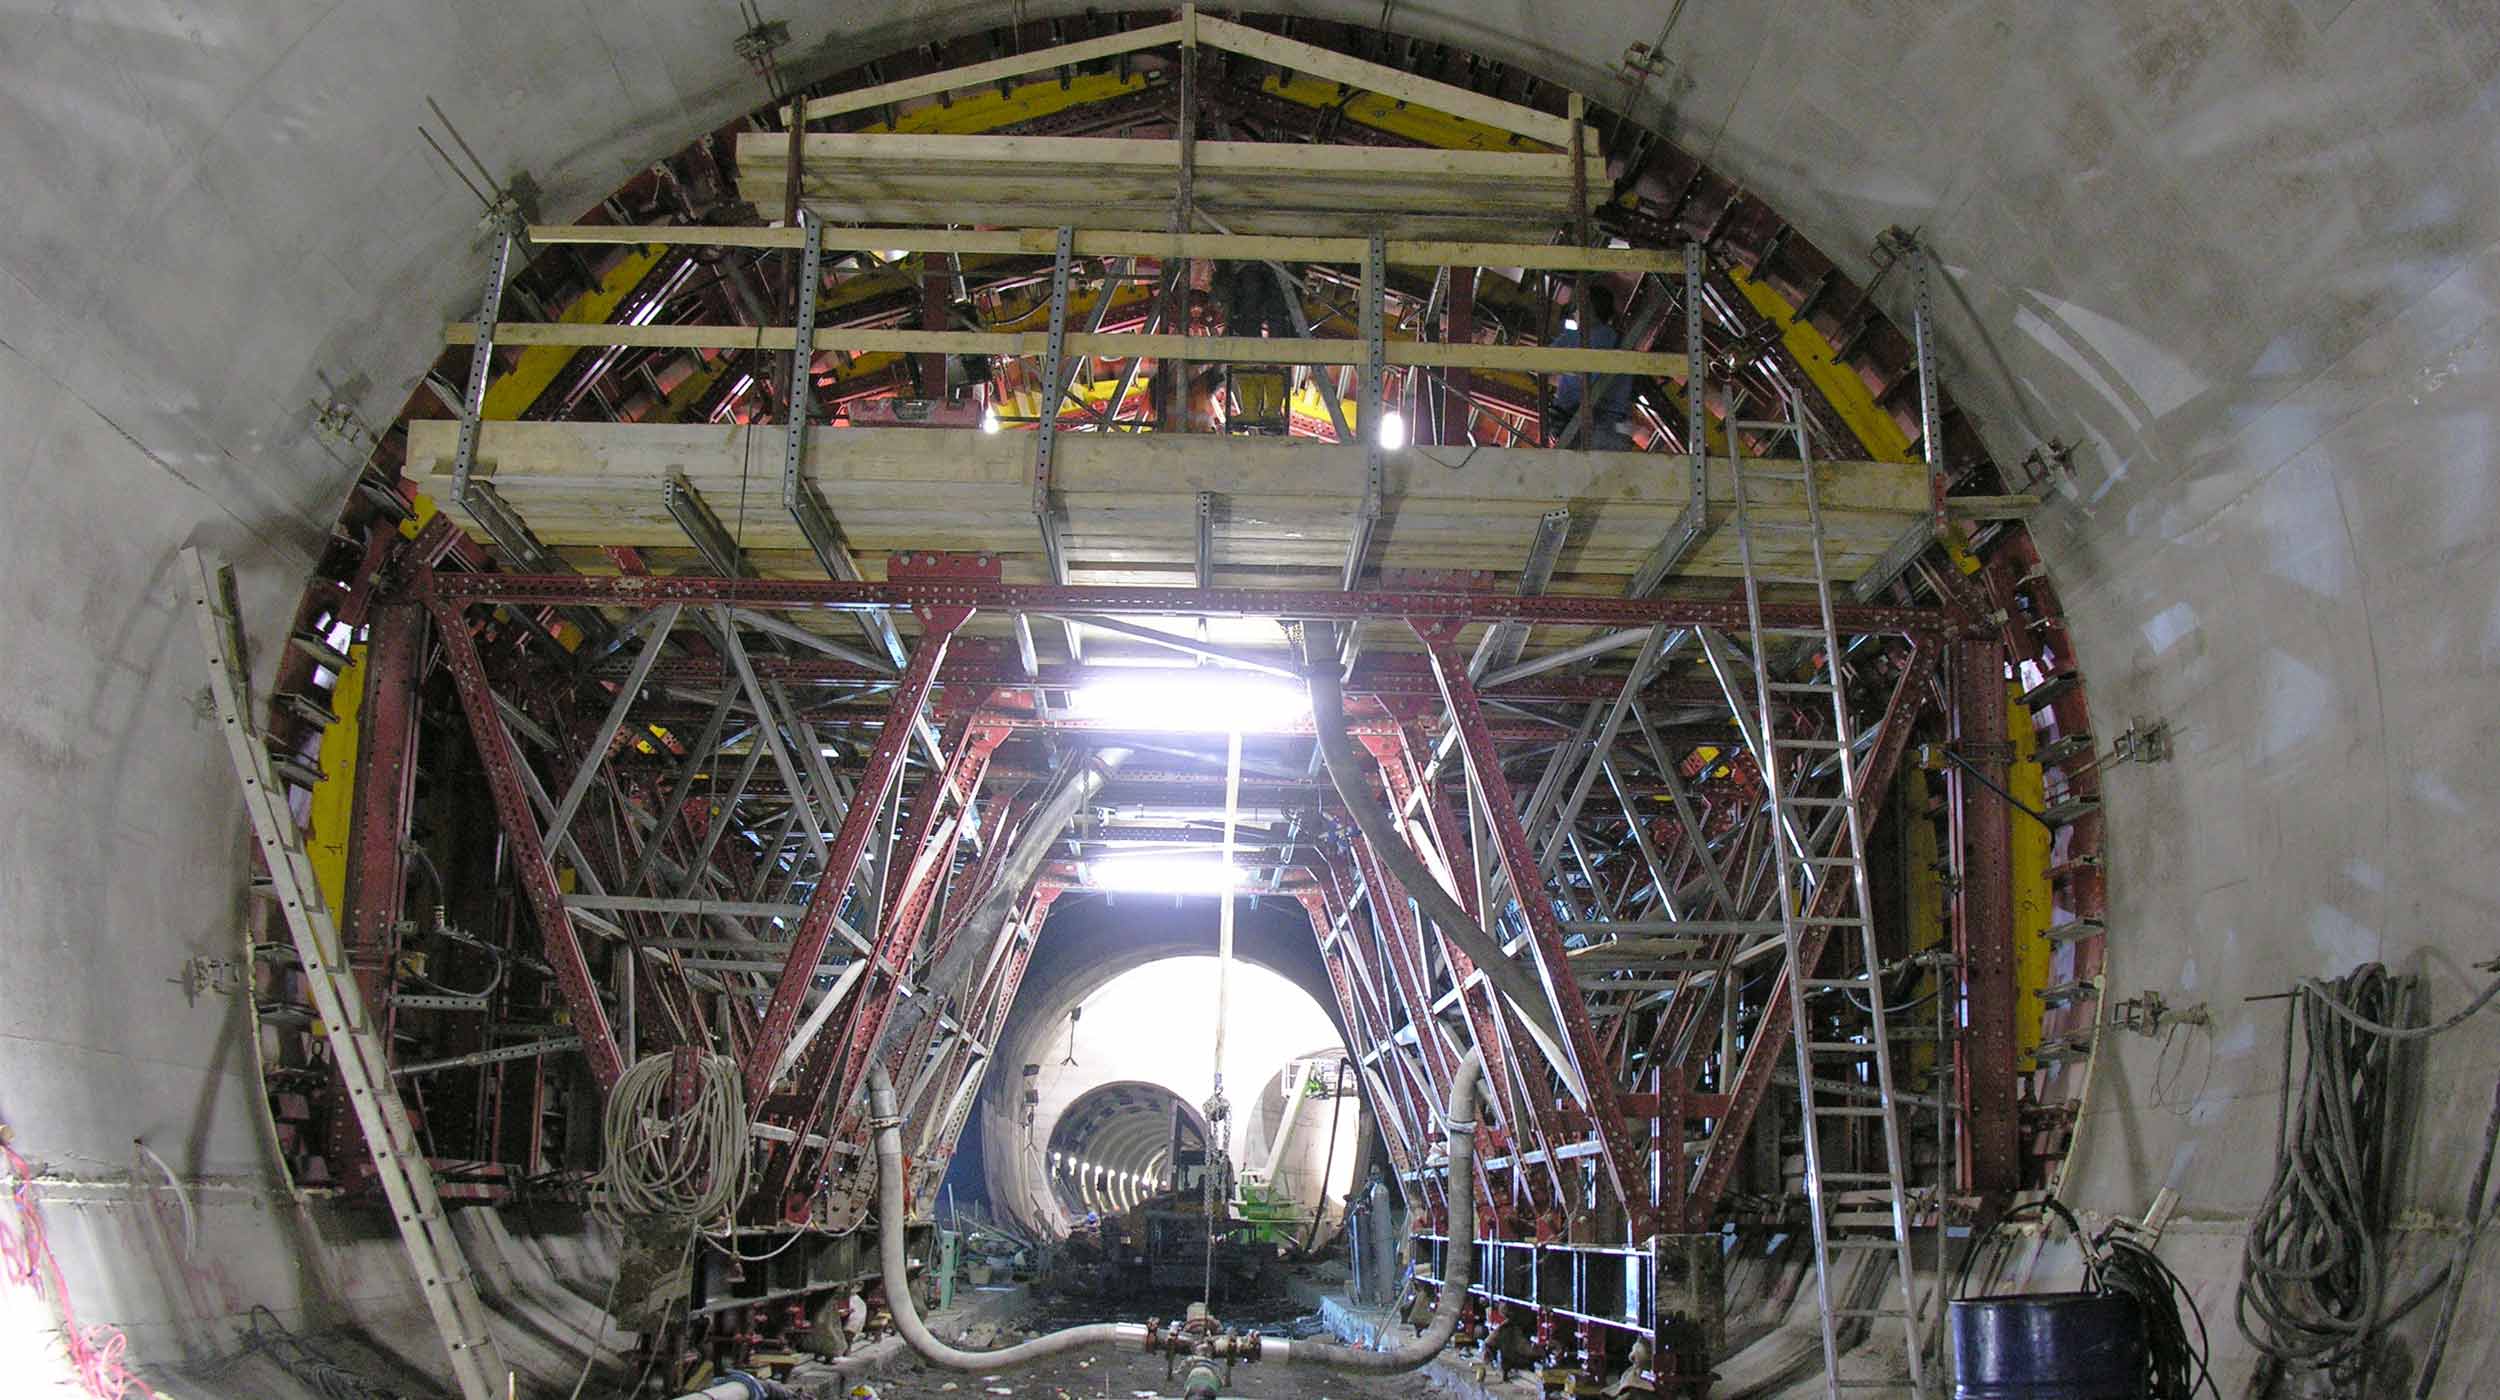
[1804,976,1876,989]
[1828,1308,1913,1320]
[1834,1378,1915,1388]
[1830,1212,1902,1227]
[1801,855,1859,866]
[1767,680,1837,693]
[1744,468,1809,482]
[1820,1172,1897,1185]
[1775,737,1843,749]
[1785,795,1849,807]
[1746,522,1817,536]
[1823,1238,1903,1251]
[1796,916,1870,927]
[1758,625,1829,636]
[1805,1041,1873,1053]
[1814,1105,1890,1118]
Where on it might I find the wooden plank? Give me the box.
[409,421,1926,518]
[527,225,1679,273]
[443,322,1682,375]
[1192,14,1575,149]
[746,132,1596,182]
[792,20,1188,123]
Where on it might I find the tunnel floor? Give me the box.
[865,1295,1519,1400]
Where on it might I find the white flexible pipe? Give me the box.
[869,1064,1152,1368]
[868,1052,1488,1376]
[1267,1051,1484,1373]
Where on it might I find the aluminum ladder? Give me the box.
[183,549,512,1400]
[1725,393,1928,1396]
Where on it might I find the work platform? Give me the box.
[410,420,1940,591]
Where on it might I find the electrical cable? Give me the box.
[0,1128,161,1398]
[593,1052,750,1232]
[1953,1197,2213,1399]
[2096,1229,2218,1400]
[2236,962,2499,1388]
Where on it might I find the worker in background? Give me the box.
[1213,260,1298,432]
[1548,281,1636,450]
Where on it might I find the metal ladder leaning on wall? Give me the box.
[182,548,511,1400]
[1725,387,1929,1395]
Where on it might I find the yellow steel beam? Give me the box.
[306,643,367,918]
[1725,264,1916,464]
[2008,684,2053,1068]
[480,244,668,420]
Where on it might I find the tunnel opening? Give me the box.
[18,3,2367,1397]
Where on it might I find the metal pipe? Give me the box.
[1269,1050,1485,1372]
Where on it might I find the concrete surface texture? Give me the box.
[3,0,2497,1394]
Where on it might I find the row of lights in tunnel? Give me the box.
[1050,1150,1159,1190]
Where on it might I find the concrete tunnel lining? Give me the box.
[3,1,2499,1393]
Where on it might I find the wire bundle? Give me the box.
[2235,962,2500,1389]
[2097,1231,2216,1399]
[594,1052,751,1232]
[1955,1197,2214,1399]
[0,1130,160,1399]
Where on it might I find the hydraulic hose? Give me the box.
[869,1062,1152,1368]
[1301,625,1575,1086]
[1268,1050,1486,1372]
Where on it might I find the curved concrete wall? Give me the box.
[6,2,2497,1391]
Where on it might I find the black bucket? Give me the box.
[1948,1292,2145,1398]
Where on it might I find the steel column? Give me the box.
[1410,621,1648,1233]
[425,596,626,1091]
[742,568,981,1099]
[1952,640,2018,1195]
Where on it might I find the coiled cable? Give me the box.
[594,1052,750,1232]
[2233,962,2497,1388]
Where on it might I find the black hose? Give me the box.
[2234,964,2443,1386]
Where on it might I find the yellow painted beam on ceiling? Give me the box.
[1258,73,1564,158]
[860,71,1150,136]
[481,244,669,420]
[1725,264,1915,464]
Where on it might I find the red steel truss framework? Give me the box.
[247,502,2068,1375]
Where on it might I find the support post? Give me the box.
[1409,622,1648,1234]
[425,597,626,1091]
[741,554,988,1100]
[1953,639,2018,1196]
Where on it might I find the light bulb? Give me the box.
[1377,408,1407,451]
[981,404,1002,434]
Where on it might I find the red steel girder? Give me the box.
[425,595,627,1091]
[1690,648,1931,1213]
[741,555,990,1100]
[1383,726,1577,1220]
[423,571,1949,639]
[1410,619,1650,1235]
[1952,639,2019,1197]
[328,599,427,1188]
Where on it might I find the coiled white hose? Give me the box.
[596,1052,750,1231]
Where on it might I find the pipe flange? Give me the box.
[867,1114,904,1133]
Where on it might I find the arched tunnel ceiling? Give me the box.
[7,0,2500,1381]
